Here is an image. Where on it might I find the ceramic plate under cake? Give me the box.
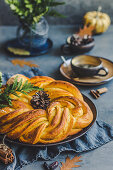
[0,95,97,147]
[60,58,113,86]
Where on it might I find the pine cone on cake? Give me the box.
[30,91,50,110]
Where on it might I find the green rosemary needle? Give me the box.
[0,76,43,108]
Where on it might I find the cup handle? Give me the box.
[61,44,71,54]
[96,67,108,76]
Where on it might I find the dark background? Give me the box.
[0,0,113,25]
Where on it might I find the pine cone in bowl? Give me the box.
[62,25,95,54]
[67,34,95,53]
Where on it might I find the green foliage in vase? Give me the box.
[5,0,65,26]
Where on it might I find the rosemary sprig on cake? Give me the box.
[0,74,43,108]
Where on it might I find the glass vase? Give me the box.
[17,17,49,49]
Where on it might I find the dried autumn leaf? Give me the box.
[11,59,39,68]
[78,25,94,37]
[60,155,82,170]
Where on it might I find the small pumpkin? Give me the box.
[84,7,111,34]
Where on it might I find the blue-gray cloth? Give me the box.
[0,67,113,170]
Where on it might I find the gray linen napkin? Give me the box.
[0,67,113,170]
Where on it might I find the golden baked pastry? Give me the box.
[0,75,93,144]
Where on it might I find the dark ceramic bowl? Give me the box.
[71,55,108,77]
[61,36,95,54]
[68,36,95,52]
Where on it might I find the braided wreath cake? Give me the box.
[0,75,93,144]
